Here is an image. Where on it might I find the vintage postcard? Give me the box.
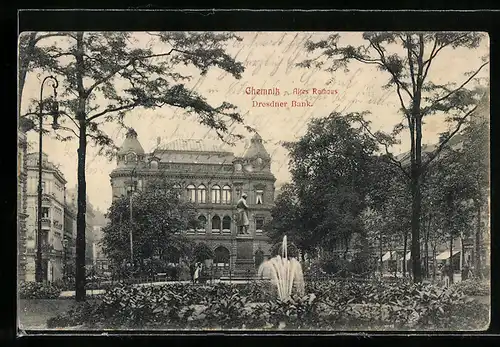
[17,31,490,332]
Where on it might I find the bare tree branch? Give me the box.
[369,39,414,100]
[403,34,417,95]
[58,111,81,130]
[421,36,439,82]
[356,117,411,180]
[87,102,140,122]
[422,34,469,67]
[422,103,480,172]
[55,125,79,138]
[430,61,489,106]
[85,48,193,97]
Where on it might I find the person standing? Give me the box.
[193,262,201,284]
[236,192,250,234]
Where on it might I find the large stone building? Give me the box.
[25,152,67,282]
[63,190,77,279]
[91,209,109,273]
[65,187,97,266]
[109,129,276,274]
[17,119,32,282]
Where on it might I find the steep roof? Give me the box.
[155,139,231,153]
[118,128,145,155]
[243,133,271,159]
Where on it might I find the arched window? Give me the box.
[222,185,232,204]
[150,160,158,170]
[211,185,221,204]
[214,246,230,266]
[222,216,231,233]
[211,215,221,232]
[197,215,207,233]
[186,184,196,202]
[197,184,207,203]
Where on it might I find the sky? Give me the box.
[20,32,490,212]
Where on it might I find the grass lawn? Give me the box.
[18,299,92,330]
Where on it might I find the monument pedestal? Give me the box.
[234,236,255,276]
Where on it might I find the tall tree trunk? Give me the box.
[379,232,383,276]
[460,233,465,279]
[410,167,422,283]
[75,120,87,301]
[447,193,454,285]
[402,231,408,277]
[409,115,423,283]
[75,32,88,302]
[424,214,431,278]
[410,36,425,284]
[449,231,454,285]
[432,242,437,281]
[343,236,349,261]
[475,202,482,278]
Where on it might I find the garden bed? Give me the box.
[43,280,490,331]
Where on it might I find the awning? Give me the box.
[382,251,394,262]
[436,250,460,260]
[400,252,411,261]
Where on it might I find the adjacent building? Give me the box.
[91,209,109,273]
[25,152,67,282]
[109,129,276,274]
[65,187,97,267]
[63,191,77,279]
[17,120,32,282]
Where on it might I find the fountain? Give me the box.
[257,235,305,301]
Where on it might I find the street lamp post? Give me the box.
[35,76,59,283]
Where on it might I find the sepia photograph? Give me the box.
[17,30,490,332]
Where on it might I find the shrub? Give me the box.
[19,281,61,299]
[453,279,490,297]
[46,280,489,330]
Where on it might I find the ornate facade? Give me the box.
[109,129,276,273]
[18,128,29,281]
[25,152,67,282]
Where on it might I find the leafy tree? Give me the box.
[266,183,314,260]
[102,181,197,273]
[282,112,380,259]
[20,32,247,300]
[423,109,489,282]
[270,241,300,259]
[300,32,489,282]
[191,243,215,263]
[459,102,489,277]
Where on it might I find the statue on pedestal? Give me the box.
[236,192,250,235]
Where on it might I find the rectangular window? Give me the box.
[256,217,264,232]
[41,207,50,219]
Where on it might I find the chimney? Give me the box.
[157,137,161,146]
